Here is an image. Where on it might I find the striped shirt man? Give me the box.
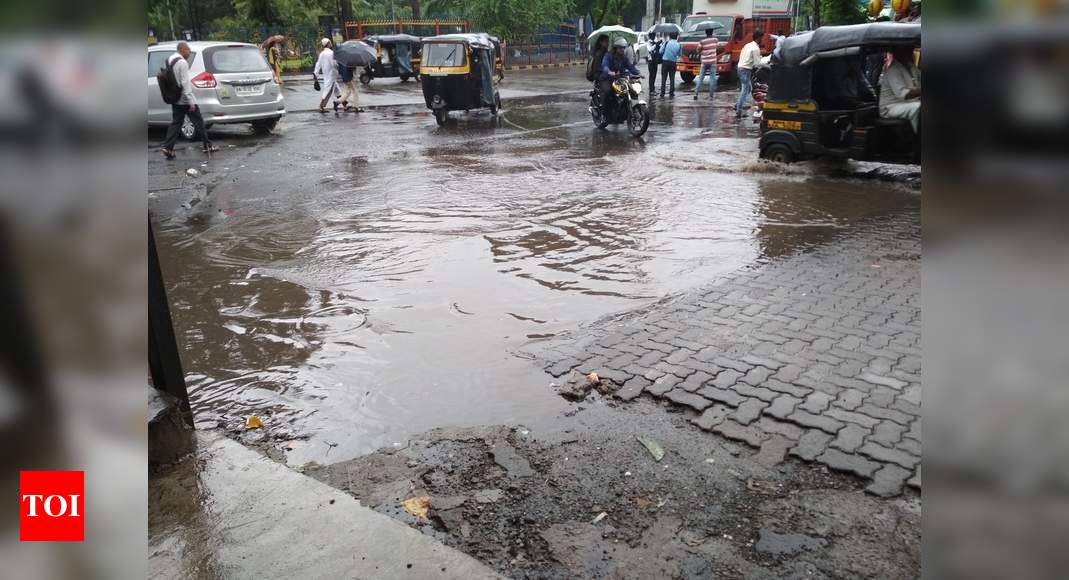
[700,36,718,65]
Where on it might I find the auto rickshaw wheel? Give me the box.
[434,110,447,126]
[762,143,795,164]
[359,72,371,85]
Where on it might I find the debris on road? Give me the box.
[490,442,535,477]
[185,168,200,177]
[591,511,608,524]
[245,415,263,429]
[401,496,430,519]
[558,370,594,401]
[636,435,665,462]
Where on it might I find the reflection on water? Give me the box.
[151,99,917,464]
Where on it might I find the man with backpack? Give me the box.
[159,42,217,159]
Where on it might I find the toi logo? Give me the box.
[19,471,84,542]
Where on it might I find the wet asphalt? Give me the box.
[148,68,919,466]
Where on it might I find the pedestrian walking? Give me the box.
[313,38,338,113]
[159,41,217,159]
[646,34,662,97]
[735,30,763,118]
[336,61,362,112]
[659,32,681,98]
[694,28,718,101]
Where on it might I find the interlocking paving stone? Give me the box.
[907,466,921,489]
[646,373,683,396]
[786,410,845,434]
[729,398,767,426]
[712,419,769,448]
[754,417,805,441]
[765,379,811,399]
[692,405,732,431]
[857,442,919,469]
[866,464,912,497]
[868,421,907,446]
[834,389,866,411]
[789,430,835,462]
[830,423,871,453]
[663,389,713,412]
[754,436,795,467]
[539,214,920,488]
[817,448,881,478]
[697,386,746,408]
[765,395,802,420]
[734,383,779,402]
[679,371,715,393]
[615,376,651,402]
[799,392,834,414]
[825,408,881,429]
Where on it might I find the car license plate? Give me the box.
[235,84,264,96]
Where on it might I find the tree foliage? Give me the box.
[820,0,866,25]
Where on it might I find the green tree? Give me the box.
[820,0,866,25]
[424,0,571,37]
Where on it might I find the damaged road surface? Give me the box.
[306,400,919,579]
[150,72,921,578]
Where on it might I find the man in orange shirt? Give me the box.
[694,28,719,101]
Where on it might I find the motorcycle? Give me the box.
[589,75,650,137]
[751,59,771,121]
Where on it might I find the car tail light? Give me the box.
[191,71,217,88]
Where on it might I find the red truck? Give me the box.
[676,1,792,83]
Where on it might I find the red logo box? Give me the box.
[19,471,84,542]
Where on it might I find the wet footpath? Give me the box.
[149,67,920,579]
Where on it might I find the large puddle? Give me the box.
[151,96,918,464]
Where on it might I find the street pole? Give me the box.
[656,0,662,22]
[812,0,820,28]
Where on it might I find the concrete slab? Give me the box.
[149,432,503,579]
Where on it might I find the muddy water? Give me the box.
[151,95,918,465]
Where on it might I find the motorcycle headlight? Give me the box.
[613,82,628,95]
[719,54,731,63]
[631,82,642,94]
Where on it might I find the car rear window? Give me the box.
[148,50,196,77]
[204,46,270,73]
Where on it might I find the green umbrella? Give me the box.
[587,25,638,49]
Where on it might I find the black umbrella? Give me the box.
[693,21,725,32]
[334,40,376,67]
[650,23,682,35]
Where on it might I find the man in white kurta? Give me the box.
[313,38,338,113]
[879,47,921,133]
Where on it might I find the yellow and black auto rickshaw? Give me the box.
[759,23,921,164]
[420,33,502,126]
[360,34,422,84]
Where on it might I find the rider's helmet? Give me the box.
[613,37,628,49]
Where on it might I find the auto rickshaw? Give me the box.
[759,23,921,164]
[360,34,422,84]
[420,33,502,126]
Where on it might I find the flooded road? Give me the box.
[149,81,918,465]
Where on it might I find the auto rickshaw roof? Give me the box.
[421,33,495,50]
[774,23,920,67]
[365,34,422,45]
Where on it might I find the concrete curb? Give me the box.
[149,432,504,579]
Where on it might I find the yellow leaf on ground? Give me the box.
[401,496,430,519]
[245,415,263,429]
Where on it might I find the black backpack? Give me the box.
[157,56,182,105]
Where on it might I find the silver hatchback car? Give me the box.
[148,41,285,139]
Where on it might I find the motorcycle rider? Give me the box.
[597,37,641,111]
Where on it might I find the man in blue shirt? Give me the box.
[597,37,641,108]
[659,32,681,98]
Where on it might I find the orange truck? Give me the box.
[676,0,793,83]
